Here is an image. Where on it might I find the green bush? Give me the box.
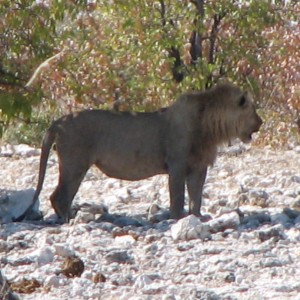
[0,1,299,146]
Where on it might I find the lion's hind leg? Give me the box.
[50,161,89,223]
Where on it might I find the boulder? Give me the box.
[171,215,210,241]
[0,189,42,223]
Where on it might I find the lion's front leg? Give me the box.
[186,166,207,216]
[168,165,186,219]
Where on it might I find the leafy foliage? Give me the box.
[0,0,299,146]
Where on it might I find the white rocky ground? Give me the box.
[1,143,300,300]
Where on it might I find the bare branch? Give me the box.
[25,50,66,88]
[158,0,166,27]
[189,0,205,63]
[208,13,225,64]
[158,0,185,82]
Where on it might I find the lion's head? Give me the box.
[235,91,263,143]
[199,83,263,145]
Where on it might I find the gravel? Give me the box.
[1,143,300,299]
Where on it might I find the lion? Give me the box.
[16,82,262,223]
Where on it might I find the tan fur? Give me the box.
[16,83,262,223]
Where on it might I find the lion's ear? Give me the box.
[239,93,248,107]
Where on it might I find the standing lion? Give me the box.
[17,82,262,223]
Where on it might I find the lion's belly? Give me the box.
[94,145,167,181]
[100,166,166,181]
[96,158,167,181]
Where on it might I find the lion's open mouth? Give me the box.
[243,115,263,144]
[242,126,261,143]
[241,133,253,144]
[241,128,259,143]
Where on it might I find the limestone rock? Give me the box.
[0,189,41,224]
[170,215,210,241]
[208,211,240,233]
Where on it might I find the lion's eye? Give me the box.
[239,95,246,107]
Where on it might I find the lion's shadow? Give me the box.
[2,207,299,241]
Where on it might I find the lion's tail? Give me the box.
[14,126,56,222]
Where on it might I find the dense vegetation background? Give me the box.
[0,0,299,146]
